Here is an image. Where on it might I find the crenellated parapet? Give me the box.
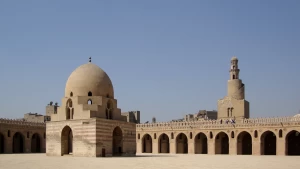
[136,116,300,131]
[0,118,46,127]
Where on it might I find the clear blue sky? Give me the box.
[0,0,299,122]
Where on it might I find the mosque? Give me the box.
[136,57,300,155]
[0,57,300,156]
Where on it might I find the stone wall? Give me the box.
[0,118,46,153]
[46,117,136,157]
[136,116,300,156]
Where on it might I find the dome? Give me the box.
[65,62,114,98]
[231,56,238,60]
[293,114,300,118]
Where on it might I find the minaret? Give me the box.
[229,56,239,80]
[227,56,245,100]
[217,56,249,119]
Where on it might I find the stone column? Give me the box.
[188,139,194,154]
[252,137,260,155]
[152,137,158,154]
[229,138,237,155]
[277,137,285,155]
[6,135,12,153]
[25,133,31,153]
[169,139,176,154]
[207,138,215,154]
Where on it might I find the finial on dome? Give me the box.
[89,57,91,62]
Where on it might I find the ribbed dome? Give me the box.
[65,62,114,98]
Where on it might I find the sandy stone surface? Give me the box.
[0,154,299,169]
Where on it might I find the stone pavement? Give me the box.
[0,154,298,169]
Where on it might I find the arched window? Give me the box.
[254,130,258,138]
[154,133,156,139]
[106,101,113,119]
[210,132,213,139]
[66,99,73,120]
[70,92,73,97]
[106,94,109,98]
[88,91,92,96]
[231,131,234,138]
[87,99,92,105]
[171,132,174,139]
[233,75,236,79]
[190,132,193,139]
[279,129,283,138]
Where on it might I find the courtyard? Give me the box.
[0,154,299,169]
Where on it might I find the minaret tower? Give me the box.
[227,56,244,100]
[217,56,249,120]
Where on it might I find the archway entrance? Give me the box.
[31,133,41,153]
[237,131,252,155]
[0,133,4,153]
[61,126,73,155]
[261,131,276,155]
[13,132,24,153]
[142,134,152,153]
[112,126,123,156]
[176,133,188,154]
[194,132,207,154]
[215,132,229,154]
[286,130,300,155]
[158,133,169,153]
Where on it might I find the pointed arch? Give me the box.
[260,131,276,155]
[142,134,152,153]
[61,126,73,155]
[87,99,92,105]
[215,131,229,154]
[88,91,92,96]
[285,130,300,155]
[237,131,252,155]
[31,133,41,153]
[112,126,123,156]
[158,133,170,153]
[194,132,207,154]
[13,132,24,153]
[176,133,188,154]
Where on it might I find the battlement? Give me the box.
[136,116,300,130]
[0,118,46,127]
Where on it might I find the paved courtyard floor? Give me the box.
[0,154,299,169]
